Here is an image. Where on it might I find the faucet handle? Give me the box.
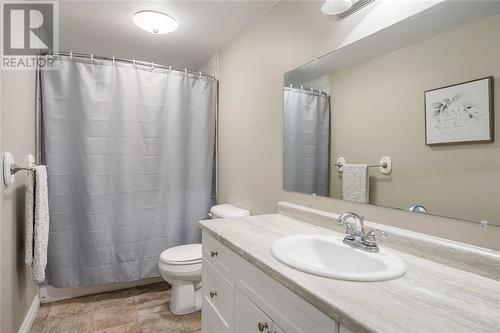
[363,229,387,247]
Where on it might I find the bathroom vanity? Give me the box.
[201,230,339,333]
[199,202,500,333]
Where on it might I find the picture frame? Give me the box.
[424,76,494,145]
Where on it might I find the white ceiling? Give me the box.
[58,1,276,70]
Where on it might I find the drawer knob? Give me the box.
[209,291,217,298]
[210,251,218,257]
[258,322,268,332]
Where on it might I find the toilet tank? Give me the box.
[209,204,250,219]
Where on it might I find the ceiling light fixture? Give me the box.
[133,10,178,35]
[321,0,354,16]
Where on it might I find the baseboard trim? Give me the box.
[40,276,163,303]
[18,295,40,333]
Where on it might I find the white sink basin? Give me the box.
[271,234,406,282]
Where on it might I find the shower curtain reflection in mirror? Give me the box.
[283,87,330,197]
[40,55,217,288]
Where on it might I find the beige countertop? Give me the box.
[199,214,500,333]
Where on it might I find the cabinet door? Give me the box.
[202,298,230,333]
[235,289,272,333]
[272,322,286,333]
[339,324,355,333]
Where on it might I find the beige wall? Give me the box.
[1,70,39,333]
[217,0,500,250]
[329,15,500,225]
[198,54,220,78]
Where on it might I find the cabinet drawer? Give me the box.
[202,294,230,333]
[203,259,234,328]
[202,231,235,281]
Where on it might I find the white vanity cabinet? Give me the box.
[235,288,287,333]
[235,289,274,333]
[339,325,355,333]
[202,231,339,333]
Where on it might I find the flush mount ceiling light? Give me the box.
[133,10,178,34]
[321,0,354,16]
[321,0,373,18]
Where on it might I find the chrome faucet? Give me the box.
[336,212,387,253]
[336,212,365,237]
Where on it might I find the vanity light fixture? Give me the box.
[133,10,178,34]
[321,0,374,18]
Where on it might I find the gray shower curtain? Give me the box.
[283,87,330,197]
[41,56,216,287]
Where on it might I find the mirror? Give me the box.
[283,1,500,226]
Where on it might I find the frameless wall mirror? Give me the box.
[283,1,500,226]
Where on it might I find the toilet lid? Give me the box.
[160,244,202,265]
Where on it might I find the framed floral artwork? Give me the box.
[425,77,494,145]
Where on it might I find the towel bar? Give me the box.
[334,161,387,169]
[3,152,38,187]
[10,163,37,174]
[335,156,392,175]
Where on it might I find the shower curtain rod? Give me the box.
[285,85,328,97]
[39,50,217,80]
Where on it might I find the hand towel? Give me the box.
[32,165,50,283]
[25,168,35,266]
[342,164,369,204]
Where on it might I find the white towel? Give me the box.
[342,164,369,204]
[30,166,50,283]
[25,167,35,266]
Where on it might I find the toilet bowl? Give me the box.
[158,204,250,315]
[159,244,203,315]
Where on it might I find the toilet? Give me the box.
[158,204,250,315]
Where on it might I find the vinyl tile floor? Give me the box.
[30,282,201,333]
